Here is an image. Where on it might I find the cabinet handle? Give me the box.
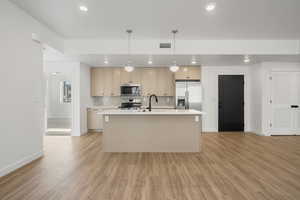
[291,105,299,108]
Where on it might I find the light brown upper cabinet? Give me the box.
[175,66,201,80]
[156,68,175,96]
[111,68,121,96]
[91,67,120,97]
[103,68,113,96]
[141,68,157,96]
[120,68,142,85]
[91,67,175,97]
[91,68,105,96]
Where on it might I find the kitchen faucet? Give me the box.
[148,94,158,112]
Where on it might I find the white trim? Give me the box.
[47,116,72,119]
[0,151,43,178]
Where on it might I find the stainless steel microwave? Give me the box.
[120,84,141,96]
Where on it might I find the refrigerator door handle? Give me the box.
[185,90,189,109]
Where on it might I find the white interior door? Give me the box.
[292,72,300,135]
[271,72,294,135]
[271,71,300,135]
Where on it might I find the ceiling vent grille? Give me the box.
[159,43,171,48]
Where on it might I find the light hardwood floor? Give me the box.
[0,133,300,200]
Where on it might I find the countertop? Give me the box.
[88,106,176,111]
[102,109,204,116]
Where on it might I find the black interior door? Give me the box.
[218,75,244,132]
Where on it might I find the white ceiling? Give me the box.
[43,48,300,67]
[11,0,300,39]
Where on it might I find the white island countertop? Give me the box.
[102,109,204,116]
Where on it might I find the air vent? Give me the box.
[159,43,171,48]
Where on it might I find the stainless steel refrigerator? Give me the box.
[175,81,202,111]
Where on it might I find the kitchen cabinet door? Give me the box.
[156,68,166,96]
[103,68,113,96]
[175,66,201,80]
[156,68,174,96]
[111,68,121,96]
[141,68,156,96]
[120,69,131,84]
[174,67,188,80]
[130,68,142,84]
[91,68,105,96]
[188,67,201,80]
[165,70,175,96]
[87,109,103,130]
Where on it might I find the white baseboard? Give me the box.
[0,151,43,178]
[202,128,218,132]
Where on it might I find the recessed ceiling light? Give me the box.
[244,55,250,63]
[206,2,216,12]
[79,5,88,12]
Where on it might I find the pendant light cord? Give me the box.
[126,30,132,64]
[172,30,178,64]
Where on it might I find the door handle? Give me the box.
[291,105,299,108]
[218,102,222,109]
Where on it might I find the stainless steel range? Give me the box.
[119,97,142,110]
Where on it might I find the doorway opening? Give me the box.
[45,72,72,136]
[218,75,245,132]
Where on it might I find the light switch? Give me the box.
[195,116,199,122]
[105,116,109,122]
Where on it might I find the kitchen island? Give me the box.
[102,109,203,152]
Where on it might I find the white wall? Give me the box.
[0,0,63,177]
[64,39,300,55]
[201,66,251,132]
[249,63,264,135]
[80,64,93,134]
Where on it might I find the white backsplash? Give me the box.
[93,96,175,108]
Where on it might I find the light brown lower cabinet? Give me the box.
[87,109,103,130]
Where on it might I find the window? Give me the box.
[60,81,71,103]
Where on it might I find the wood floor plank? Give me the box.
[0,133,300,200]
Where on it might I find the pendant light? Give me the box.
[169,30,179,72]
[124,29,135,72]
